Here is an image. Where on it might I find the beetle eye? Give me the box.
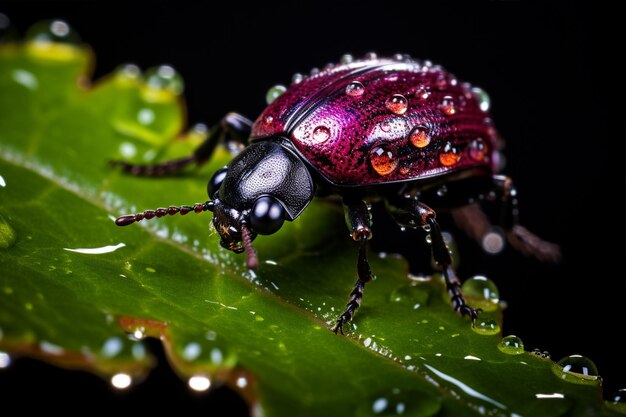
[249,196,285,235]
[207,167,228,198]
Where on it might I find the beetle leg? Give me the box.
[492,175,561,263]
[333,199,372,335]
[110,112,252,176]
[387,198,480,323]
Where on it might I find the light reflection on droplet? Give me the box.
[137,108,155,125]
[188,375,211,392]
[12,69,38,90]
[102,337,123,358]
[0,352,10,368]
[64,243,126,255]
[210,347,223,364]
[0,175,5,187]
[536,393,565,399]
[372,397,388,413]
[111,373,132,389]
[40,340,64,355]
[236,376,248,388]
[133,329,144,340]
[182,342,201,361]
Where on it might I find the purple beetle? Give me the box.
[113,54,559,334]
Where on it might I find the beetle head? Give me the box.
[207,140,314,269]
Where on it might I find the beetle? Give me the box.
[113,53,560,334]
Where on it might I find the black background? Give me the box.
[1,1,623,414]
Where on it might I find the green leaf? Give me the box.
[0,39,622,417]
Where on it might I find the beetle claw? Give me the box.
[332,318,345,335]
[459,305,482,326]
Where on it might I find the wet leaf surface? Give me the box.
[0,39,622,416]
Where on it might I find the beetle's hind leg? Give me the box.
[110,112,252,176]
[333,199,373,335]
[451,175,560,263]
[387,197,480,323]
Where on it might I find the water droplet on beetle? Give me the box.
[408,125,430,148]
[0,214,17,249]
[472,87,491,112]
[310,67,320,76]
[498,335,525,354]
[111,373,132,389]
[386,94,408,115]
[415,86,430,100]
[610,388,626,404]
[481,229,505,254]
[340,54,354,64]
[438,142,460,166]
[557,354,599,380]
[188,375,211,391]
[393,53,404,61]
[440,96,456,116]
[389,285,429,305]
[0,351,11,368]
[365,52,377,60]
[472,319,500,335]
[144,65,184,94]
[469,138,487,161]
[436,185,447,197]
[369,144,398,176]
[425,234,432,244]
[264,115,274,125]
[291,73,304,84]
[461,275,499,311]
[266,84,286,104]
[312,126,331,144]
[346,81,365,97]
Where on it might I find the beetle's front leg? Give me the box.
[333,198,372,335]
[387,197,480,322]
[110,112,252,176]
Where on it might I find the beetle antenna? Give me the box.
[240,223,258,270]
[115,201,214,226]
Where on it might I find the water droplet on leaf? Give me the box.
[144,65,184,95]
[472,319,500,335]
[0,214,17,249]
[461,275,499,311]
[359,388,442,416]
[610,388,626,404]
[557,354,599,381]
[498,335,525,354]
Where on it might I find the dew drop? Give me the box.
[111,373,132,389]
[610,388,626,404]
[472,319,500,335]
[498,335,525,355]
[415,86,430,100]
[0,351,11,368]
[340,53,354,64]
[346,81,365,97]
[114,64,141,82]
[291,73,304,84]
[389,285,429,305]
[440,96,456,116]
[557,355,599,380]
[188,375,211,391]
[369,144,398,176]
[0,214,17,249]
[408,125,430,148]
[312,126,331,144]
[361,389,442,416]
[438,142,460,166]
[472,87,491,112]
[461,275,499,311]
[26,19,80,44]
[144,65,184,94]
[266,84,286,104]
[386,94,408,115]
[469,138,487,161]
[365,52,377,60]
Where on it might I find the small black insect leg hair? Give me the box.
[115,201,214,226]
